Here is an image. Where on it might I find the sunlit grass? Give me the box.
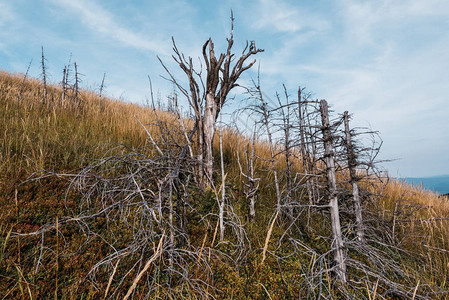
[1,69,448,298]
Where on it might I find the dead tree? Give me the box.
[218,112,226,241]
[41,46,47,104]
[343,111,364,242]
[99,72,106,110]
[99,72,106,98]
[61,66,67,104]
[297,88,314,204]
[277,87,294,217]
[159,12,263,185]
[74,62,79,103]
[17,59,32,103]
[320,99,347,284]
[247,132,259,222]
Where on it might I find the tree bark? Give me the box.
[41,47,47,104]
[320,99,347,284]
[219,111,225,241]
[298,88,314,204]
[279,89,293,218]
[248,133,257,222]
[343,111,364,242]
[203,92,218,182]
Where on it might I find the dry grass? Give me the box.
[0,70,181,188]
[1,69,448,298]
[366,176,449,289]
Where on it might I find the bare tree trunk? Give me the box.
[203,92,217,182]
[99,72,105,111]
[99,72,106,97]
[197,118,205,183]
[343,111,364,242]
[306,105,320,203]
[74,62,79,103]
[219,112,225,241]
[320,99,347,284]
[298,88,314,204]
[248,133,257,222]
[168,182,174,265]
[61,66,67,105]
[41,47,47,104]
[17,59,32,103]
[181,176,190,245]
[279,88,293,218]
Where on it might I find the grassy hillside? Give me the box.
[1,70,449,299]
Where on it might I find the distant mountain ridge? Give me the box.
[401,174,449,195]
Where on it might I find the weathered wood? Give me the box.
[41,47,47,104]
[343,111,365,242]
[298,88,313,204]
[219,112,225,241]
[248,136,257,222]
[279,88,293,217]
[320,100,347,284]
[160,13,263,186]
[61,66,66,104]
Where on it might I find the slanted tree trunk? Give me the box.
[343,111,364,242]
[320,99,347,284]
[99,72,106,111]
[17,59,32,103]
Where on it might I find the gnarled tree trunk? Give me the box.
[320,99,347,284]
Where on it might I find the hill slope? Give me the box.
[1,70,449,299]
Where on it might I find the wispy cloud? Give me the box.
[1,0,448,176]
[48,0,169,55]
[243,0,449,176]
[0,2,16,44]
[0,3,14,26]
[251,0,330,33]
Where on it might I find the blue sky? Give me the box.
[1,0,448,177]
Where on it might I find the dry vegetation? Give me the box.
[1,69,448,299]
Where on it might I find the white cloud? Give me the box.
[2,0,447,177]
[0,3,14,26]
[245,0,449,176]
[48,0,169,55]
[251,0,330,33]
[340,0,449,46]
